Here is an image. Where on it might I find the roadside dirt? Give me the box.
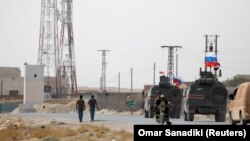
[1,98,230,140]
[0,115,133,141]
[1,98,136,141]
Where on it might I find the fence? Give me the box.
[0,102,21,113]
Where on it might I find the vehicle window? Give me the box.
[233,87,238,96]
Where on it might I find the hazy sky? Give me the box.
[0,0,250,89]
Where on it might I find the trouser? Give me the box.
[78,110,83,122]
[89,108,95,121]
[155,108,169,121]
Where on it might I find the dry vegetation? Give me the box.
[1,98,139,141]
[0,116,133,141]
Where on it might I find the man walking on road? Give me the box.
[88,95,99,122]
[76,95,86,122]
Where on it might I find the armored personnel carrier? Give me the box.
[143,75,182,118]
[183,35,228,122]
[183,71,228,122]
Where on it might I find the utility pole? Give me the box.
[118,72,120,93]
[131,68,133,94]
[153,62,156,85]
[98,50,110,93]
[204,35,220,77]
[161,46,182,84]
[205,35,208,72]
[214,35,219,77]
[176,54,178,76]
[1,80,3,96]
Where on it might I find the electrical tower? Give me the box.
[38,0,77,95]
[98,50,110,93]
[37,0,59,94]
[161,46,182,83]
[59,0,77,95]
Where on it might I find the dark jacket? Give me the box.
[76,99,86,111]
[155,98,169,114]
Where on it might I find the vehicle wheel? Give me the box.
[240,113,247,125]
[184,111,187,121]
[142,101,145,109]
[170,105,181,118]
[229,112,236,125]
[215,111,225,122]
[144,110,149,118]
[187,113,194,121]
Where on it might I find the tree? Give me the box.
[223,76,250,87]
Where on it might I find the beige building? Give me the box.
[0,67,69,96]
[0,67,23,96]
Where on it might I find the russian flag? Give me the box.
[205,52,217,67]
[173,76,183,86]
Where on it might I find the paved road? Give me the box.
[6,113,229,125]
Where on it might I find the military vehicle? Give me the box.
[183,35,228,122]
[143,75,182,118]
[183,71,228,122]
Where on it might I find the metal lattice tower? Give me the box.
[59,0,77,95]
[38,0,77,95]
[98,50,110,93]
[161,46,182,83]
[37,0,59,93]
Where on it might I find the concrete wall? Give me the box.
[23,65,44,104]
[0,67,23,96]
[96,92,143,112]
[93,87,233,112]
[44,77,69,96]
[0,77,23,96]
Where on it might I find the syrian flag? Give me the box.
[173,76,183,86]
[159,71,165,76]
[214,62,220,70]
